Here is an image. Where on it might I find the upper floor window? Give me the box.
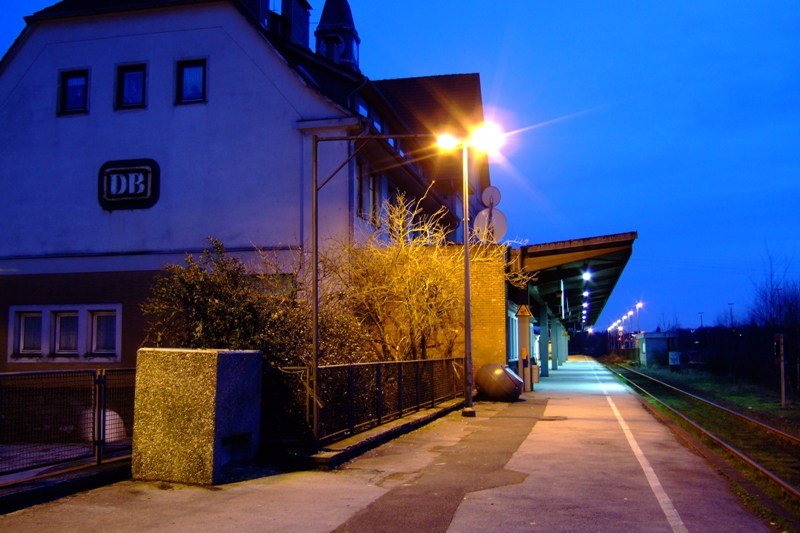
[58,69,88,114]
[116,64,146,109]
[176,59,206,104]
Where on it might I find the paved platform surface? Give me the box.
[0,356,768,532]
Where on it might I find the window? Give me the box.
[19,313,42,354]
[356,162,382,226]
[54,312,79,354]
[507,313,519,361]
[116,64,146,109]
[58,69,88,114]
[176,59,206,104]
[8,305,122,362]
[92,312,117,353]
[354,95,368,118]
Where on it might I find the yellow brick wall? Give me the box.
[450,244,509,376]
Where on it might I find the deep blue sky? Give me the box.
[2,1,799,331]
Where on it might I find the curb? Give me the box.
[309,398,464,470]
[0,459,131,515]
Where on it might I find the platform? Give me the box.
[0,356,769,532]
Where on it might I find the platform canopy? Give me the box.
[513,232,638,330]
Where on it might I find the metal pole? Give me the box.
[311,134,320,442]
[777,334,786,408]
[462,143,475,417]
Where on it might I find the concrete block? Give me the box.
[132,348,261,485]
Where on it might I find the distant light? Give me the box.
[618,326,624,332]
[582,302,589,308]
[582,291,590,297]
[627,310,634,317]
[436,133,460,151]
[588,327,594,334]
[636,302,644,310]
[582,271,592,281]
[621,316,627,321]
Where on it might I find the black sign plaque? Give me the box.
[98,159,160,210]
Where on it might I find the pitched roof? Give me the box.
[27,0,218,21]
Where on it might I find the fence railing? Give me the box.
[316,357,464,444]
[0,368,135,477]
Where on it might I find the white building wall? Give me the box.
[0,3,354,273]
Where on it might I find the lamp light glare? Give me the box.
[582,271,592,281]
[582,290,589,297]
[436,133,460,151]
[627,310,634,317]
[469,122,505,154]
[636,302,644,310]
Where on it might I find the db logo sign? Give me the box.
[98,159,160,210]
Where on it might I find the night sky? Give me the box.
[2,1,798,332]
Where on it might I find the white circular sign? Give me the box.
[481,186,501,208]
[474,207,508,243]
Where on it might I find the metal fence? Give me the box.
[316,357,464,444]
[0,368,135,476]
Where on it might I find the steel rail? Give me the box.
[618,364,800,446]
[606,364,800,502]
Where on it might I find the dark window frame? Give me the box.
[115,63,147,110]
[58,69,89,115]
[176,58,207,105]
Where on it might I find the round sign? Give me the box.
[481,186,501,208]
[474,207,508,243]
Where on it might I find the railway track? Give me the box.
[607,364,800,502]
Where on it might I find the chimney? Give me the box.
[282,0,311,49]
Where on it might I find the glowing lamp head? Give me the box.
[636,302,644,310]
[588,327,594,334]
[436,133,460,151]
[627,310,634,317]
[582,302,589,308]
[469,122,505,155]
[582,290,589,297]
[582,271,592,281]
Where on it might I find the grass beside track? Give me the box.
[629,365,800,438]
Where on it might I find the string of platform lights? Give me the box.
[607,301,644,335]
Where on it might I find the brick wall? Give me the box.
[450,244,509,375]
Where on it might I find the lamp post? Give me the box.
[309,123,503,437]
[636,301,643,333]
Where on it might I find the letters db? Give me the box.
[98,159,160,210]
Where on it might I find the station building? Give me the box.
[0,0,636,376]
[0,0,494,371]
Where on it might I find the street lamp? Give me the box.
[437,122,506,417]
[309,123,504,436]
[636,301,643,332]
